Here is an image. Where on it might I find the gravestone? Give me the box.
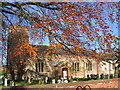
[45,77,48,83]
[52,79,55,84]
[4,78,7,86]
[57,79,61,83]
[64,79,68,83]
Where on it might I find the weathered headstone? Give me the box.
[45,77,48,83]
[57,79,61,83]
[4,78,7,86]
[52,79,55,84]
[64,79,68,83]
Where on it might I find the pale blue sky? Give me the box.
[1,0,119,2]
[1,2,119,64]
[29,2,119,46]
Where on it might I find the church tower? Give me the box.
[7,24,30,80]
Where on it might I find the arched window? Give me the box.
[72,62,80,72]
[86,62,92,71]
[77,63,80,71]
[36,62,44,72]
[36,63,38,72]
[41,62,44,72]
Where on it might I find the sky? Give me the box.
[1,0,119,2]
[1,1,119,65]
[30,2,119,46]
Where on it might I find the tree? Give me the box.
[100,37,120,78]
[1,2,119,79]
[7,25,37,80]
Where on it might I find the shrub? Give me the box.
[110,74,114,79]
[104,74,109,79]
[72,77,90,81]
[29,80,39,85]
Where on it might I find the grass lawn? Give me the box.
[1,77,112,87]
[14,80,41,86]
[1,80,42,87]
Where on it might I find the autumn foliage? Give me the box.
[2,2,119,79]
[7,25,38,79]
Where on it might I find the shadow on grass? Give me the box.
[2,86,26,90]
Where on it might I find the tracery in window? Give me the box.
[36,62,44,72]
[72,62,80,72]
[86,62,92,71]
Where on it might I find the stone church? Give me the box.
[7,24,115,81]
[23,45,115,81]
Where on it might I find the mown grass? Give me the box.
[1,80,41,87]
[1,76,114,87]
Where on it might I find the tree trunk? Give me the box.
[17,71,23,80]
[114,66,119,78]
[10,71,15,80]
